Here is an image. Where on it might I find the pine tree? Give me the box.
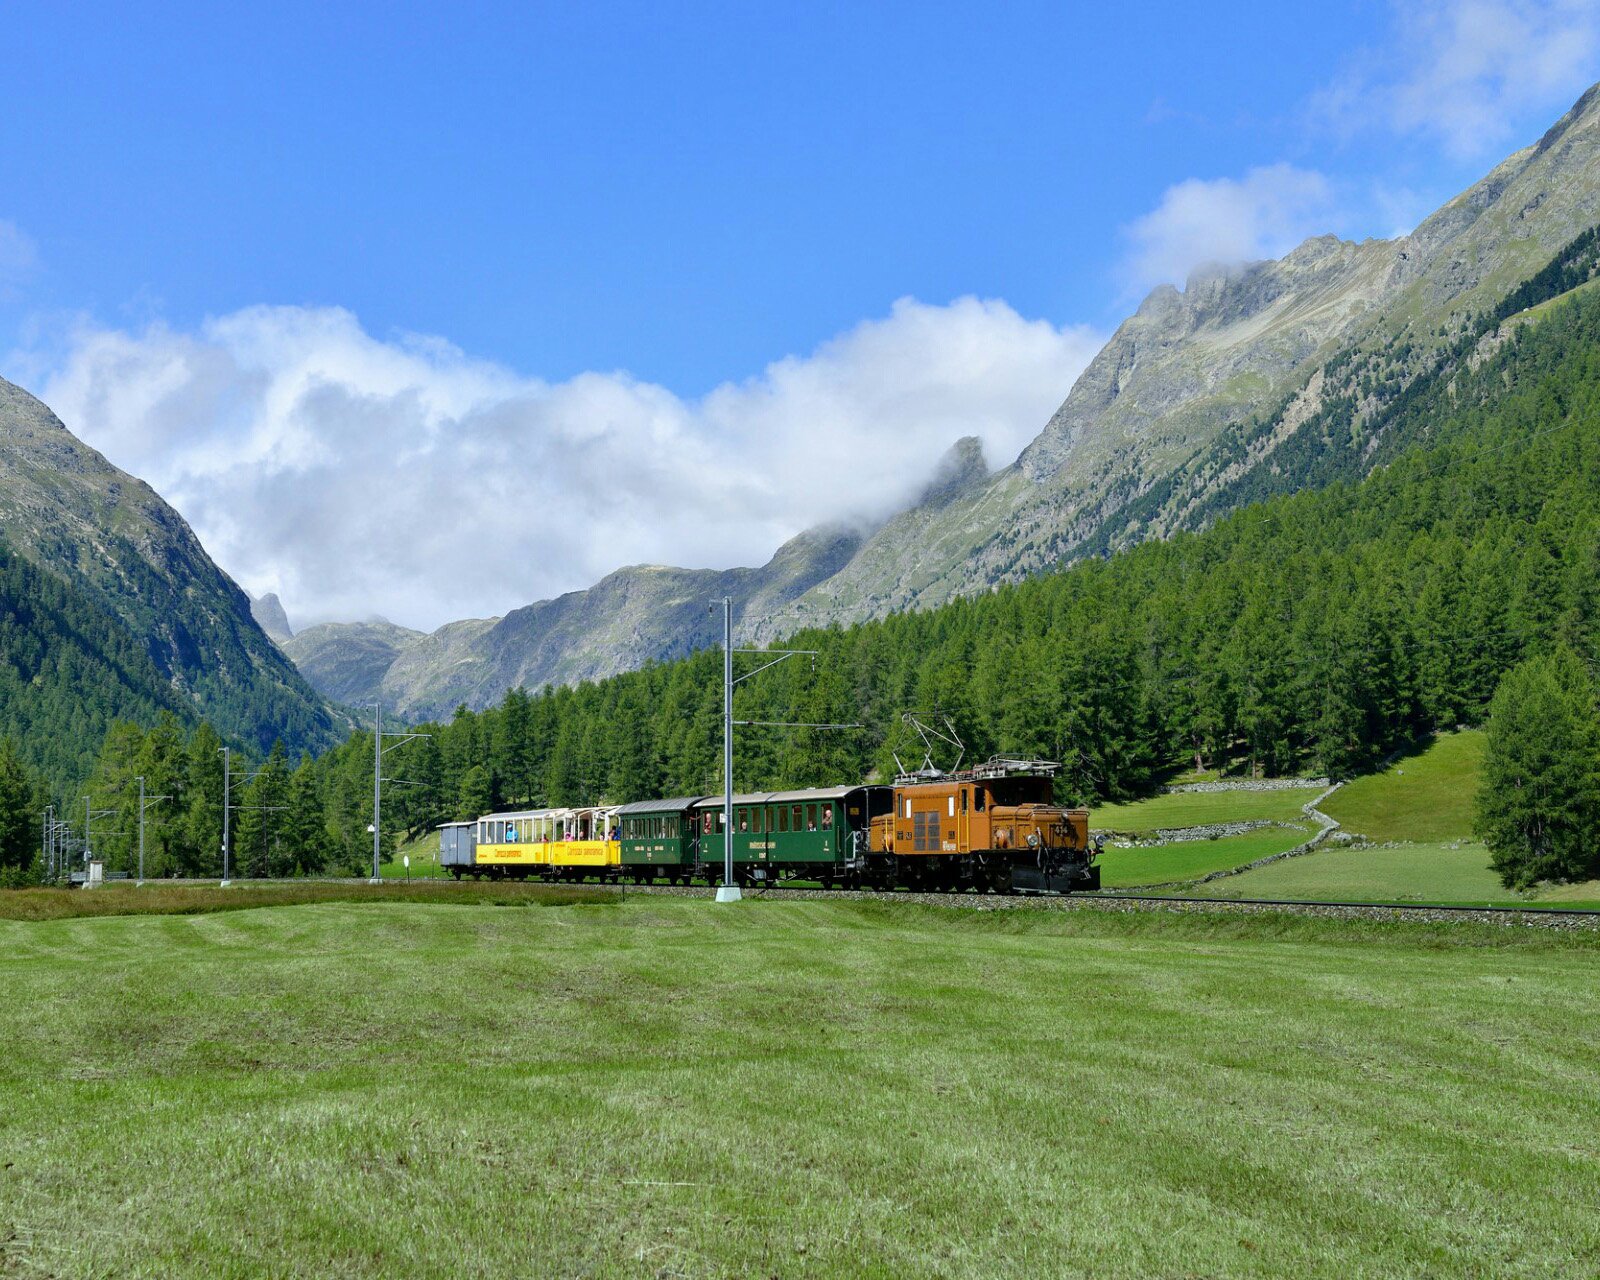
[0,737,39,878]
[283,755,328,874]
[183,722,226,878]
[1476,648,1600,888]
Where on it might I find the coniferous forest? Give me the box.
[28,276,1600,888]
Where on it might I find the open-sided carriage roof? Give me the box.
[691,785,880,809]
[615,796,707,816]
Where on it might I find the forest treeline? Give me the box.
[15,243,1600,883]
[21,279,1597,885]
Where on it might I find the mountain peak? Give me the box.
[917,436,990,508]
[250,591,294,644]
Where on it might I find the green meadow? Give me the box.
[1319,730,1486,843]
[1096,824,1313,888]
[1089,786,1324,833]
[3,891,1599,1279]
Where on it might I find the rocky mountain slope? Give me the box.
[282,618,425,708]
[296,521,865,721]
[750,81,1600,638]
[249,592,294,645]
[285,82,1600,716]
[0,376,341,758]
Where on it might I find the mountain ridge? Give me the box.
[280,81,1600,713]
[0,376,341,761]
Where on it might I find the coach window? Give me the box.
[792,804,803,831]
[753,807,765,833]
[777,805,789,832]
[806,804,818,831]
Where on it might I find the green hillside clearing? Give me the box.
[1320,731,1485,842]
[1091,787,1323,833]
[3,897,1598,1277]
[1098,825,1314,888]
[1192,841,1535,905]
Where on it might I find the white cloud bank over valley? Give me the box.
[38,299,1102,631]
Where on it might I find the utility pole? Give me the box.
[370,703,430,885]
[135,776,170,886]
[372,702,382,884]
[709,597,853,903]
[720,597,736,902]
[220,747,231,886]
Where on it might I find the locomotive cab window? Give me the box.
[974,789,986,812]
[960,789,968,814]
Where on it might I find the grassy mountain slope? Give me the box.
[0,376,340,763]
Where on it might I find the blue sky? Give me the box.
[2,1,1597,627]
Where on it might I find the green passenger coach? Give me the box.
[693,785,893,887]
[616,796,705,883]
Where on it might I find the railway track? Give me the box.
[587,880,1600,928]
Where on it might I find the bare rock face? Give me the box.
[250,592,294,645]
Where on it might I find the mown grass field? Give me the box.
[3,892,1599,1278]
[1090,786,1323,833]
[1320,730,1485,842]
[1097,824,1313,888]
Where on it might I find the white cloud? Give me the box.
[1120,164,1336,294]
[1314,0,1600,158]
[34,299,1102,632]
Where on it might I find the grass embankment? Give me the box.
[2,897,1598,1278]
[1090,786,1323,833]
[1321,729,1485,842]
[377,828,448,879]
[1097,825,1313,888]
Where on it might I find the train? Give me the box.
[437,756,1100,894]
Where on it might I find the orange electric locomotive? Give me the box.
[870,756,1098,893]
